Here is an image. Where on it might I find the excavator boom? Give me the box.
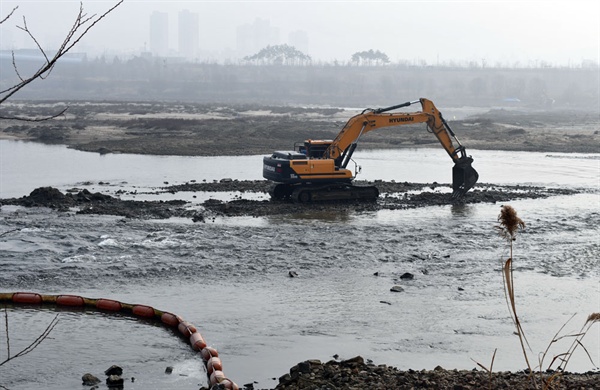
[263,98,478,202]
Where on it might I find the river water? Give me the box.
[0,139,599,389]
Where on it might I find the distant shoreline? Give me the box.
[1,101,598,156]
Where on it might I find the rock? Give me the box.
[165,366,174,374]
[298,361,311,373]
[341,356,364,366]
[390,285,404,292]
[106,375,124,387]
[104,365,123,376]
[26,187,73,208]
[97,147,112,155]
[288,271,298,277]
[278,373,292,386]
[192,213,205,223]
[82,373,101,386]
[400,272,414,280]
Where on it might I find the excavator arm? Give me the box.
[324,98,478,196]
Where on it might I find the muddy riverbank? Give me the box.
[1,101,596,218]
[1,101,598,156]
[0,182,581,220]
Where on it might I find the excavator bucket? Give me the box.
[452,157,479,198]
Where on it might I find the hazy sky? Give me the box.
[0,0,598,65]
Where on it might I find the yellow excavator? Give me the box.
[263,98,479,202]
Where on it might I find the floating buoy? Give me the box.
[201,346,219,361]
[178,321,197,337]
[1,292,239,390]
[132,304,155,318]
[160,312,179,327]
[210,370,226,386]
[190,332,207,351]
[207,356,222,374]
[96,299,122,311]
[56,295,85,307]
[220,379,239,390]
[12,292,43,304]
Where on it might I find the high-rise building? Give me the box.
[236,18,279,57]
[288,30,309,56]
[178,9,199,59]
[149,11,169,56]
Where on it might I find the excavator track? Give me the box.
[269,183,379,203]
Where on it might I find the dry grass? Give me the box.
[492,205,599,389]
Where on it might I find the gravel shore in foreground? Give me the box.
[264,356,600,390]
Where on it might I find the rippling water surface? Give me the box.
[0,140,599,389]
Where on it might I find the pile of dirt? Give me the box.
[21,187,76,209]
[264,356,600,390]
[0,187,195,220]
[0,183,581,220]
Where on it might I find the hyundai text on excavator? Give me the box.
[263,98,479,203]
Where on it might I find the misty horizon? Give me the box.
[0,0,598,67]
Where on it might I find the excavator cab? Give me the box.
[296,139,333,158]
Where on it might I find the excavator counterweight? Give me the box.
[263,98,479,202]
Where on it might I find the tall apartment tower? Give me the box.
[149,11,169,56]
[288,30,309,55]
[178,9,199,59]
[236,18,280,57]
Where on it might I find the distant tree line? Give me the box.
[351,50,390,66]
[3,53,597,110]
[240,45,392,67]
[243,44,311,65]
[1,32,597,109]
[238,45,597,69]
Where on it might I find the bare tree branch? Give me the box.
[11,50,25,82]
[3,307,9,360]
[0,6,18,25]
[0,1,123,121]
[0,310,60,367]
[18,16,47,62]
[0,107,68,121]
